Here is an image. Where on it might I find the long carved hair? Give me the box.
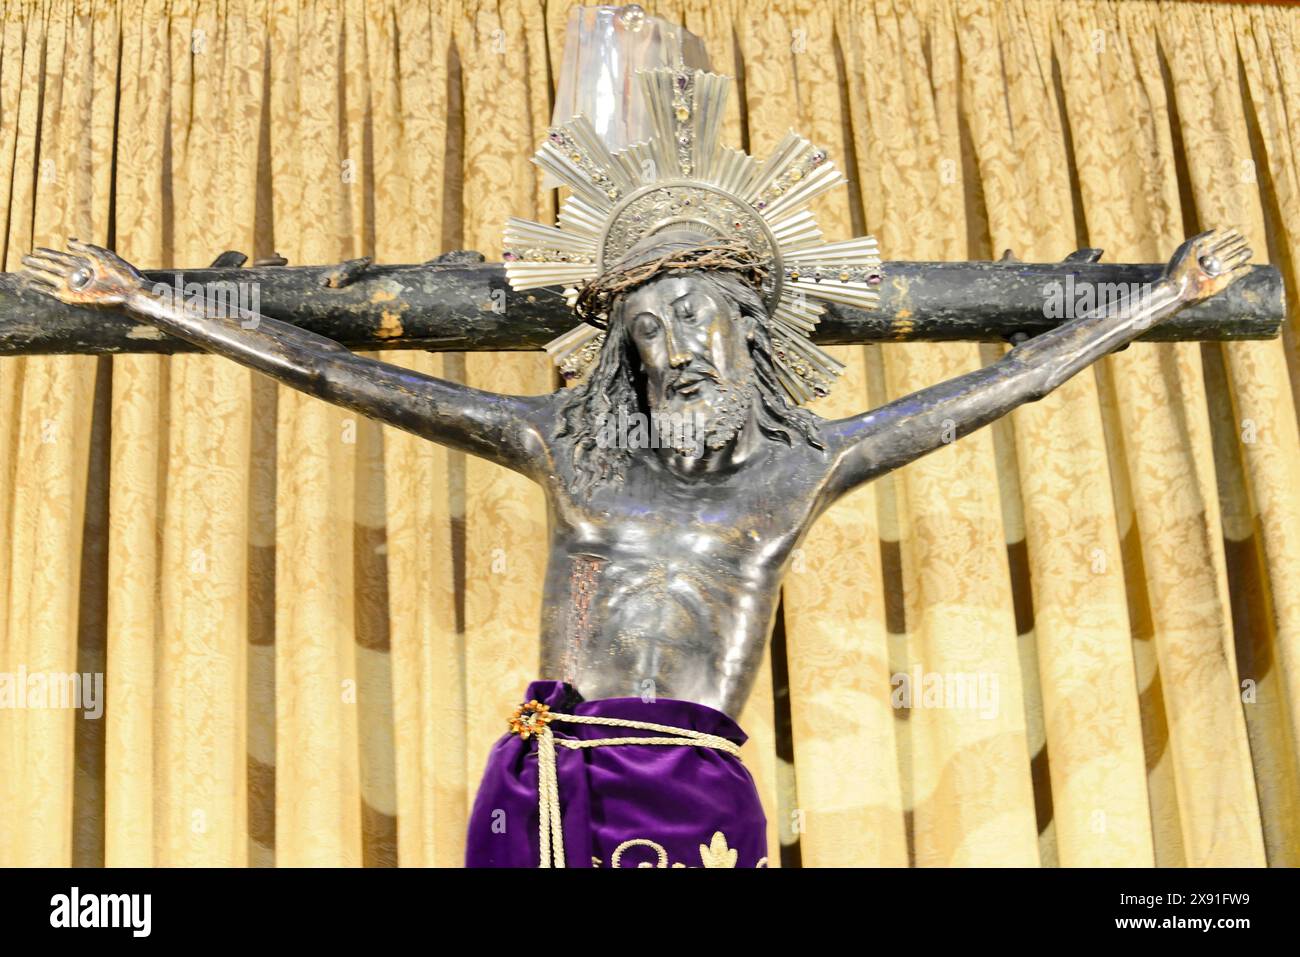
[555,269,825,495]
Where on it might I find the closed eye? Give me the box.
[633,313,661,338]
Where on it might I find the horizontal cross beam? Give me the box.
[0,249,1282,356]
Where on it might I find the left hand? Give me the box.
[1164,227,1253,305]
[20,239,146,307]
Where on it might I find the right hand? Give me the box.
[21,239,146,307]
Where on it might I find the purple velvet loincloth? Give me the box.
[465,680,768,868]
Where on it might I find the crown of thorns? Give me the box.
[573,239,769,327]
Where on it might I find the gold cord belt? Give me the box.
[509,700,742,869]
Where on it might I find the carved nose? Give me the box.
[661,322,692,367]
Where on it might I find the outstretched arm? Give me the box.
[21,240,553,476]
[821,228,1252,496]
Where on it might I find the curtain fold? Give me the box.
[0,0,1296,867]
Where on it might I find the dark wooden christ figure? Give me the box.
[20,227,1252,717]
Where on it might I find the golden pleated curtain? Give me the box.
[0,0,1297,868]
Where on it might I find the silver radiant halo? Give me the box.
[502,67,884,406]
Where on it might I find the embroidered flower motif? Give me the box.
[508,699,553,739]
[601,831,757,868]
[699,831,738,868]
[610,838,669,869]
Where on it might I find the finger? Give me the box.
[1216,227,1248,248]
[1222,246,1253,270]
[30,250,92,276]
[21,271,59,292]
[1209,230,1241,254]
[20,266,67,289]
[33,247,89,270]
[20,255,70,283]
[1216,239,1248,265]
[1228,260,1253,280]
[68,238,112,258]
[1209,229,1245,254]
[21,251,74,273]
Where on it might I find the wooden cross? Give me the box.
[0,247,1282,357]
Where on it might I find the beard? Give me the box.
[652,374,756,456]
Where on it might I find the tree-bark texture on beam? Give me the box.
[0,250,1283,356]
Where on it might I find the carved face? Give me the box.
[621,272,757,454]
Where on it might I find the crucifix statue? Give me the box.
[7,7,1280,870]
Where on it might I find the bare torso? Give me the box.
[537,431,837,715]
